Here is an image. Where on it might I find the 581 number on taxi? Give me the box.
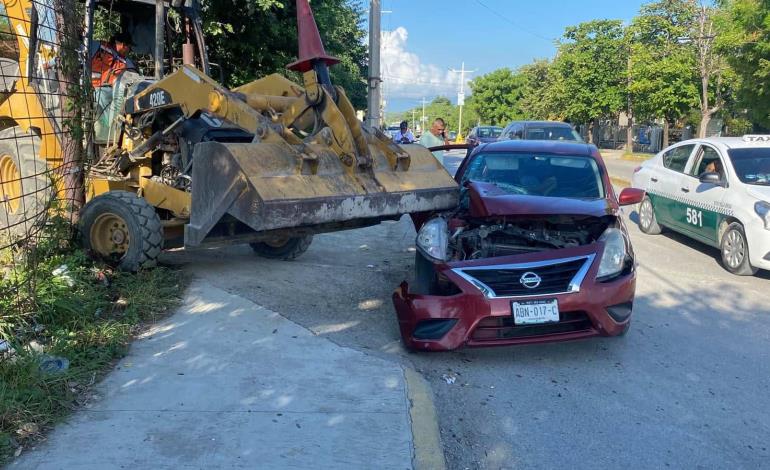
[686,207,703,227]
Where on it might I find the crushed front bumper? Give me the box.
[392,245,636,351]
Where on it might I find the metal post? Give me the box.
[155,0,165,79]
[458,105,463,142]
[421,97,426,130]
[82,0,95,86]
[367,0,381,129]
[450,62,475,140]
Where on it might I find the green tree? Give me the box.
[691,3,729,137]
[467,68,528,126]
[519,59,562,120]
[629,0,700,147]
[716,0,770,128]
[551,20,628,142]
[201,0,368,109]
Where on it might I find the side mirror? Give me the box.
[699,172,725,187]
[618,187,645,206]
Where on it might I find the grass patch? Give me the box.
[0,220,187,463]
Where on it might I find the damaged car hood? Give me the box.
[467,181,615,218]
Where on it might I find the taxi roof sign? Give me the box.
[742,135,770,142]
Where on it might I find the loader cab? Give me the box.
[87,0,210,144]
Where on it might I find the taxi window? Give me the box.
[691,146,724,177]
[662,144,694,173]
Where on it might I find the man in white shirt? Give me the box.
[392,121,415,144]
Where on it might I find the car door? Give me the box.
[648,143,697,227]
[675,144,729,247]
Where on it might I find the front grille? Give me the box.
[471,311,593,341]
[455,257,590,298]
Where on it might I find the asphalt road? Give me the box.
[164,150,770,469]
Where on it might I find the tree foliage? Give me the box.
[519,59,560,121]
[628,0,700,123]
[716,0,770,128]
[467,68,528,126]
[201,0,368,108]
[551,20,628,127]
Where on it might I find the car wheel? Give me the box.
[720,223,758,276]
[250,235,313,260]
[638,196,662,235]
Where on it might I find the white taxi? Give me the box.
[631,135,770,275]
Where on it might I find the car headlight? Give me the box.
[597,227,627,279]
[416,217,449,262]
[755,201,770,230]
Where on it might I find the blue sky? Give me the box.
[377,0,649,112]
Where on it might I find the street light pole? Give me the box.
[420,97,427,132]
[367,0,382,129]
[450,62,475,142]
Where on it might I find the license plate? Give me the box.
[511,299,560,325]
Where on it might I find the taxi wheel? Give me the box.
[638,197,662,235]
[720,223,758,276]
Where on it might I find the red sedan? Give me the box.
[393,140,644,351]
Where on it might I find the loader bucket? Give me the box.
[183,140,459,247]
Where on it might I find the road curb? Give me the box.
[403,366,446,470]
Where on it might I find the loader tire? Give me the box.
[250,235,313,260]
[80,191,163,272]
[0,127,51,239]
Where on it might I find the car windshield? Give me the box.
[525,126,583,142]
[461,152,605,198]
[478,127,502,138]
[727,148,770,185]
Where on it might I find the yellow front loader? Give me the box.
[0,0,458,270]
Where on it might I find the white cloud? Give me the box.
[380,27,468,101]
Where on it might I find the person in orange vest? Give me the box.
[90,32,135,88]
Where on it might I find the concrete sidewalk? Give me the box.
[12,280,437,469]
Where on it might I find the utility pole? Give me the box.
[449,62,475,142]
[367,0,382,129]
[420,97,428,132]
[411,109,416,129]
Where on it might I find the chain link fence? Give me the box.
[0,0,86,338]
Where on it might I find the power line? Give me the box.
[473,0,555,43]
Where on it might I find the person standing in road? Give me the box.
[392,120,415,144]
[419,118,450,160]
